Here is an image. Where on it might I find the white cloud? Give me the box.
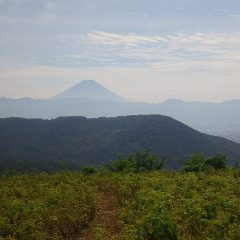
[81,31,240,73]
[85,31,160,47]
[228,14,240,20]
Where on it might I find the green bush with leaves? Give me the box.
[183,153,206,172]
[184,153,227,172]
[82,166,97,175]
[106,151,165,173]
[205,153,227,169]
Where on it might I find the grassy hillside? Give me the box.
[1,169,240,239]
[0,115,240,172]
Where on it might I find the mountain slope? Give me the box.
[0,115,240,172]
[52,80,127,102]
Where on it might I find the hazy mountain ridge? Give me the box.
[0,80,240,142]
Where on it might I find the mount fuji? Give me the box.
[52,80,127,102]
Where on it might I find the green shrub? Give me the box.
[205,153,227,169]
[137,212,178,240]
[183,153,205,172]
[82,166,97,175]
[107,151,165,173]
[184,153,227,172]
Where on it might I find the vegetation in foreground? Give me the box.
[1,153,240,239]
[0,173,96,240]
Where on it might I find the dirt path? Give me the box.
[79,190,120,239]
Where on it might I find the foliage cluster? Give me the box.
[183,153,227,172]
[106,151,165,173]
[0,172,96,240]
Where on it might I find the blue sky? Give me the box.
[0,0,240,102]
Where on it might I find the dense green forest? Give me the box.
[1,153,240,240]
[1,115,240,173]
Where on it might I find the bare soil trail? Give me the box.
[79,189,120,240]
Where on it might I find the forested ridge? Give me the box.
[1,115,240,173]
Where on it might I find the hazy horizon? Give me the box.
[1,79,240,104]
[1,0,240,103]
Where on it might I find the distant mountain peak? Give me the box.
[78,79,99,84]
[162,98,185,104]
[73,80,102,88]
[52,80,127,102]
